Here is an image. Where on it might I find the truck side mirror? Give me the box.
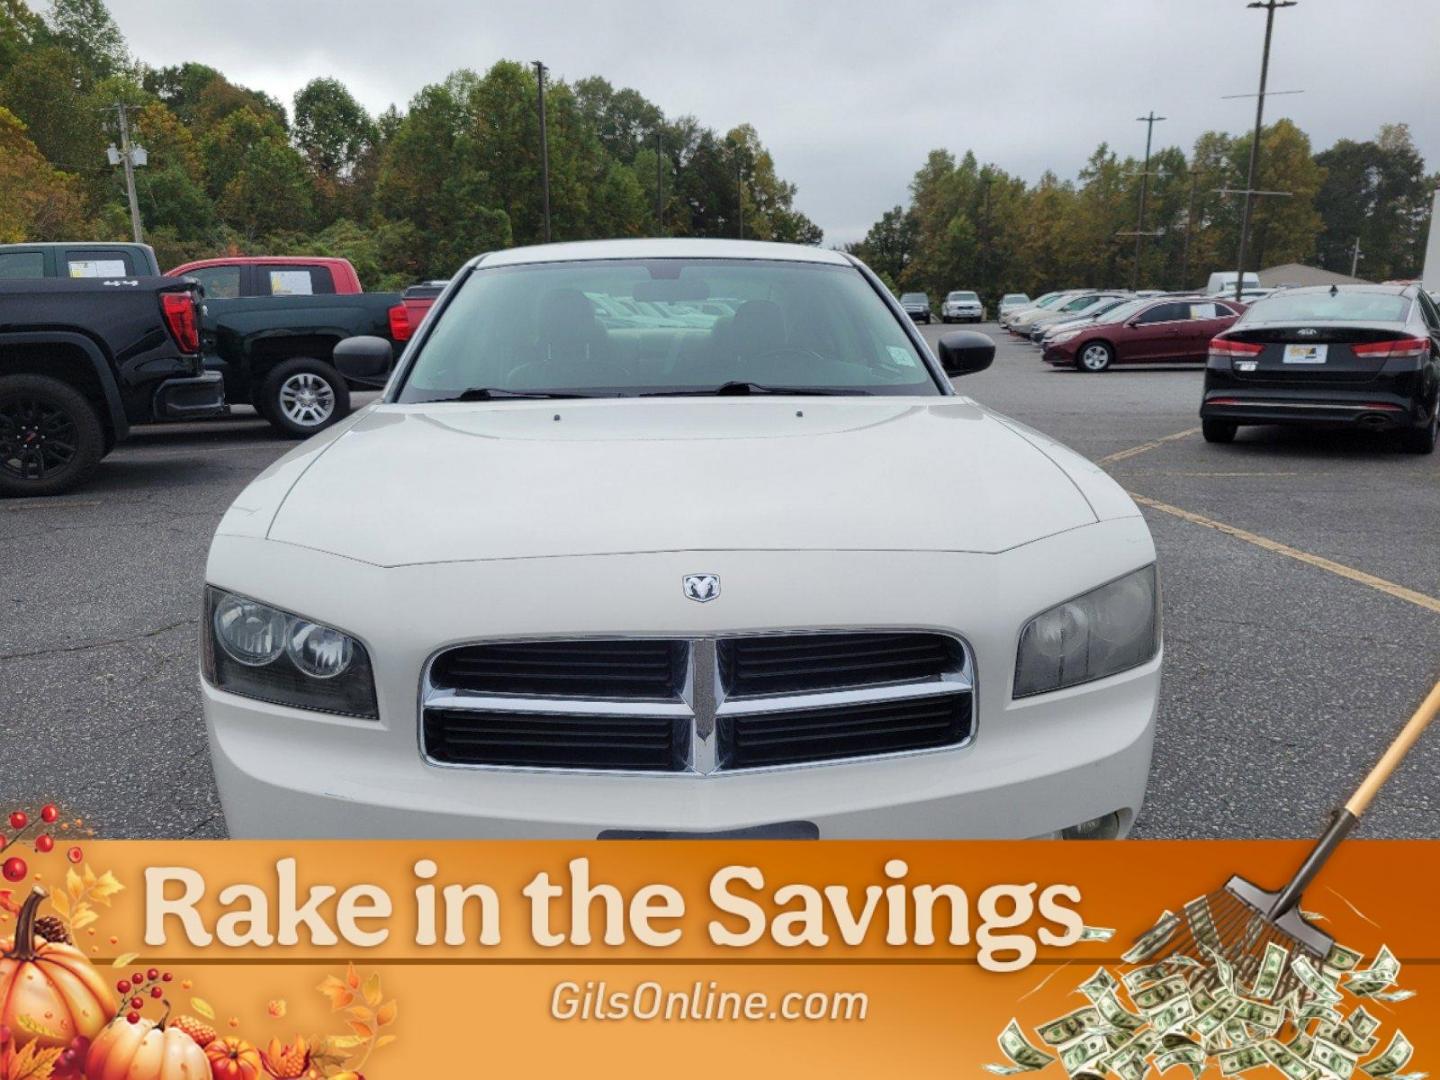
[333,335,393,379]
[936,330,995,378]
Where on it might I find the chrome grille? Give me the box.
[421,632,973,773]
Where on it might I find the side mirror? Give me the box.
[936,330,995,378]
[332,335,393,379]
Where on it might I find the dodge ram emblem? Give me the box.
[1296,328,1318,336]
[683,573,721,603]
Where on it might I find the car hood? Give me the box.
[249,398,1107,566]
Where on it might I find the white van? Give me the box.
[1205,270,1260,295]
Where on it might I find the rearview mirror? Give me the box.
[936,330,995,378]
[332,335,393,379]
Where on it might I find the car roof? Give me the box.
[0,241,152,249]
[1260,283,1412,297]
[475,238,850,269]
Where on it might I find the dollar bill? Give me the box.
[1037,1007,1103,1047]
[1324,942,1364,972]
[1193,997,1242,1039]
[1060,1033,1111,1075]
[1079,925,1116,942]
[1132,974,1189,1013]
[1203,944,1237,993]
[1233,998,1283,1034]
[1123,911,1180,965]
[1123,963,1171,992]
[1288,1032,1314,1059]
[1156,1045,1205,1078]
[1078,967,1119,1003]
[1095,990,1146,1033]
[1313,1037,1359,1080]
[1349,1007,1381,1039]
[1345,946,1400,995]
[989,1019,1057,1074]
[1263,1038,1320,1080]
[1149,995,1196,1034]
[1219,1045,1269,1076]
[1251,941,1289,1001]
[1293,955,1344,1005]
[1318,1021,1379,1058]
[1360,1032,1413,1078]
[1365,989,1415,1003]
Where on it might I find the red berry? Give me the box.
[147,967,159,981]
[35,835,54,853]
[131,972,144,985]
[40,805,59,824]
[161,972,173,982]
[1,857,26,882]
[150,986,162,999]
[130,996,143,1010]
[8,812,26,831]
[126,1012,140,1024]
[116,980,130,994]
[66,846,83,864]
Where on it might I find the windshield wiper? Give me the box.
[641,381,871,397]
[423,387,595,402]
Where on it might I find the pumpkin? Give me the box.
[206,1036,264,1080]
[86,1014,210,1080]
[0,887,115,1049]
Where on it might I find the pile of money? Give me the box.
[985,907,1421,1080]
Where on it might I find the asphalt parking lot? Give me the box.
[3,325,1438,840]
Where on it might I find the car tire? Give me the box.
[1076,342,1113,372]
[1399,408,1437,455]
[1202,419,1238,444]
[257,357,351,439]
[0,373,105,497]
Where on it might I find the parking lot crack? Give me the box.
[0,617,198,662]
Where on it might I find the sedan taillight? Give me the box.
[1208,337,1263,359]
[160,291,201,354]
[1350,337,1429,359]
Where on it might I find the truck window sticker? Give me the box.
[68,259,129,278]
[269,269,314,296]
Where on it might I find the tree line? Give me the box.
[850,120,1435,303]
[0,0,821,287]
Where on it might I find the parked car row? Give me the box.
[897,288,994,324]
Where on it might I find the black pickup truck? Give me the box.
[198,294,403,437]
[0,277,223,496]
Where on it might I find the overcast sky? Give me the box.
[105,0,1439,246]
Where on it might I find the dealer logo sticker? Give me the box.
[683,573,721,603]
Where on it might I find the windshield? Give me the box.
[1241,290,1411,324]
[1093,298,1152,324]
[1002,294,1030,303]
[397,258,943,401]
[900,293,927,303]
[1034,293,1070,308]
[947,291,978,301]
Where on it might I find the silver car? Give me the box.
[941,290,985,323]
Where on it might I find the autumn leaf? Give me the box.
[191,998,216,1020]
[374,1034,397,1050]
[346,1020,373,1041]
[361,972,382,1007]
[111,952,138,968]
[375,1000,397,1027]
[65,869,83,902]
[70,907,98,932]
[323,1035,365,1052]
[267,999,286,1018]
[3,1040,63,1080]
[344,962,360,990]
[90,871,124,905]
[14,1014,63,1041]
[317,975,354,1011]
[344,1006,373,1024]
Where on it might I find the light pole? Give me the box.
[736,155,745,240]
[533,60,552,243]
[1132,111,1165,290]
[654,129,664,233]
[1233,0,1297,301]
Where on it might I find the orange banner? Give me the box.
[1,840,1434,1078]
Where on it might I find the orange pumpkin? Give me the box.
[86,1015,210,1080]
[0,887,115,1050]
[206,1036,264,1080]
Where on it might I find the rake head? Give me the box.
[1145,876,1334,1005]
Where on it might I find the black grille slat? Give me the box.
[722,693,972,769]
[432,640,684,699]
[424,707,684,770]
[719,633,960,697]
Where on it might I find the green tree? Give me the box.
[293,77,374,179]
[1315,124,1430,280]
[0,105,93,240]
[43,0,128,80]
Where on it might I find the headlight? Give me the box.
[1013,566,1159,698]
[1051,330,1078,344]
[203,586,378,718]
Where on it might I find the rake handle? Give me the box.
[1271,676,1440,919]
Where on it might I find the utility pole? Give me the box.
[533,61,552,243]
[1349,236,1362,278]
[736,155,745,240]
[1131,111,1165,290]
[1181,171,1199,288]
[1233,0,1297,301]
[114,103,143,244]
[653,130,664,233]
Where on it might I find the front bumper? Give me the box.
[204,520,1160,839]
[1043,341,1080,365]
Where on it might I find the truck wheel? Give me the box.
[258,358,351,439]
[0,374,105,497]
[1202,419,1238,444]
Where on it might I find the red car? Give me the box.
[1042,296,1245,372]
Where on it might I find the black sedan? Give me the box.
[1200,284,1440,454]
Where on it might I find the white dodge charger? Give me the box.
[202,238,1161,839]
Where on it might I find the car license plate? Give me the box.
[1283,343,1328,364]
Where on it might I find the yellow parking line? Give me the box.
[1130,493,1440,615]
[1096,427,1201,466]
